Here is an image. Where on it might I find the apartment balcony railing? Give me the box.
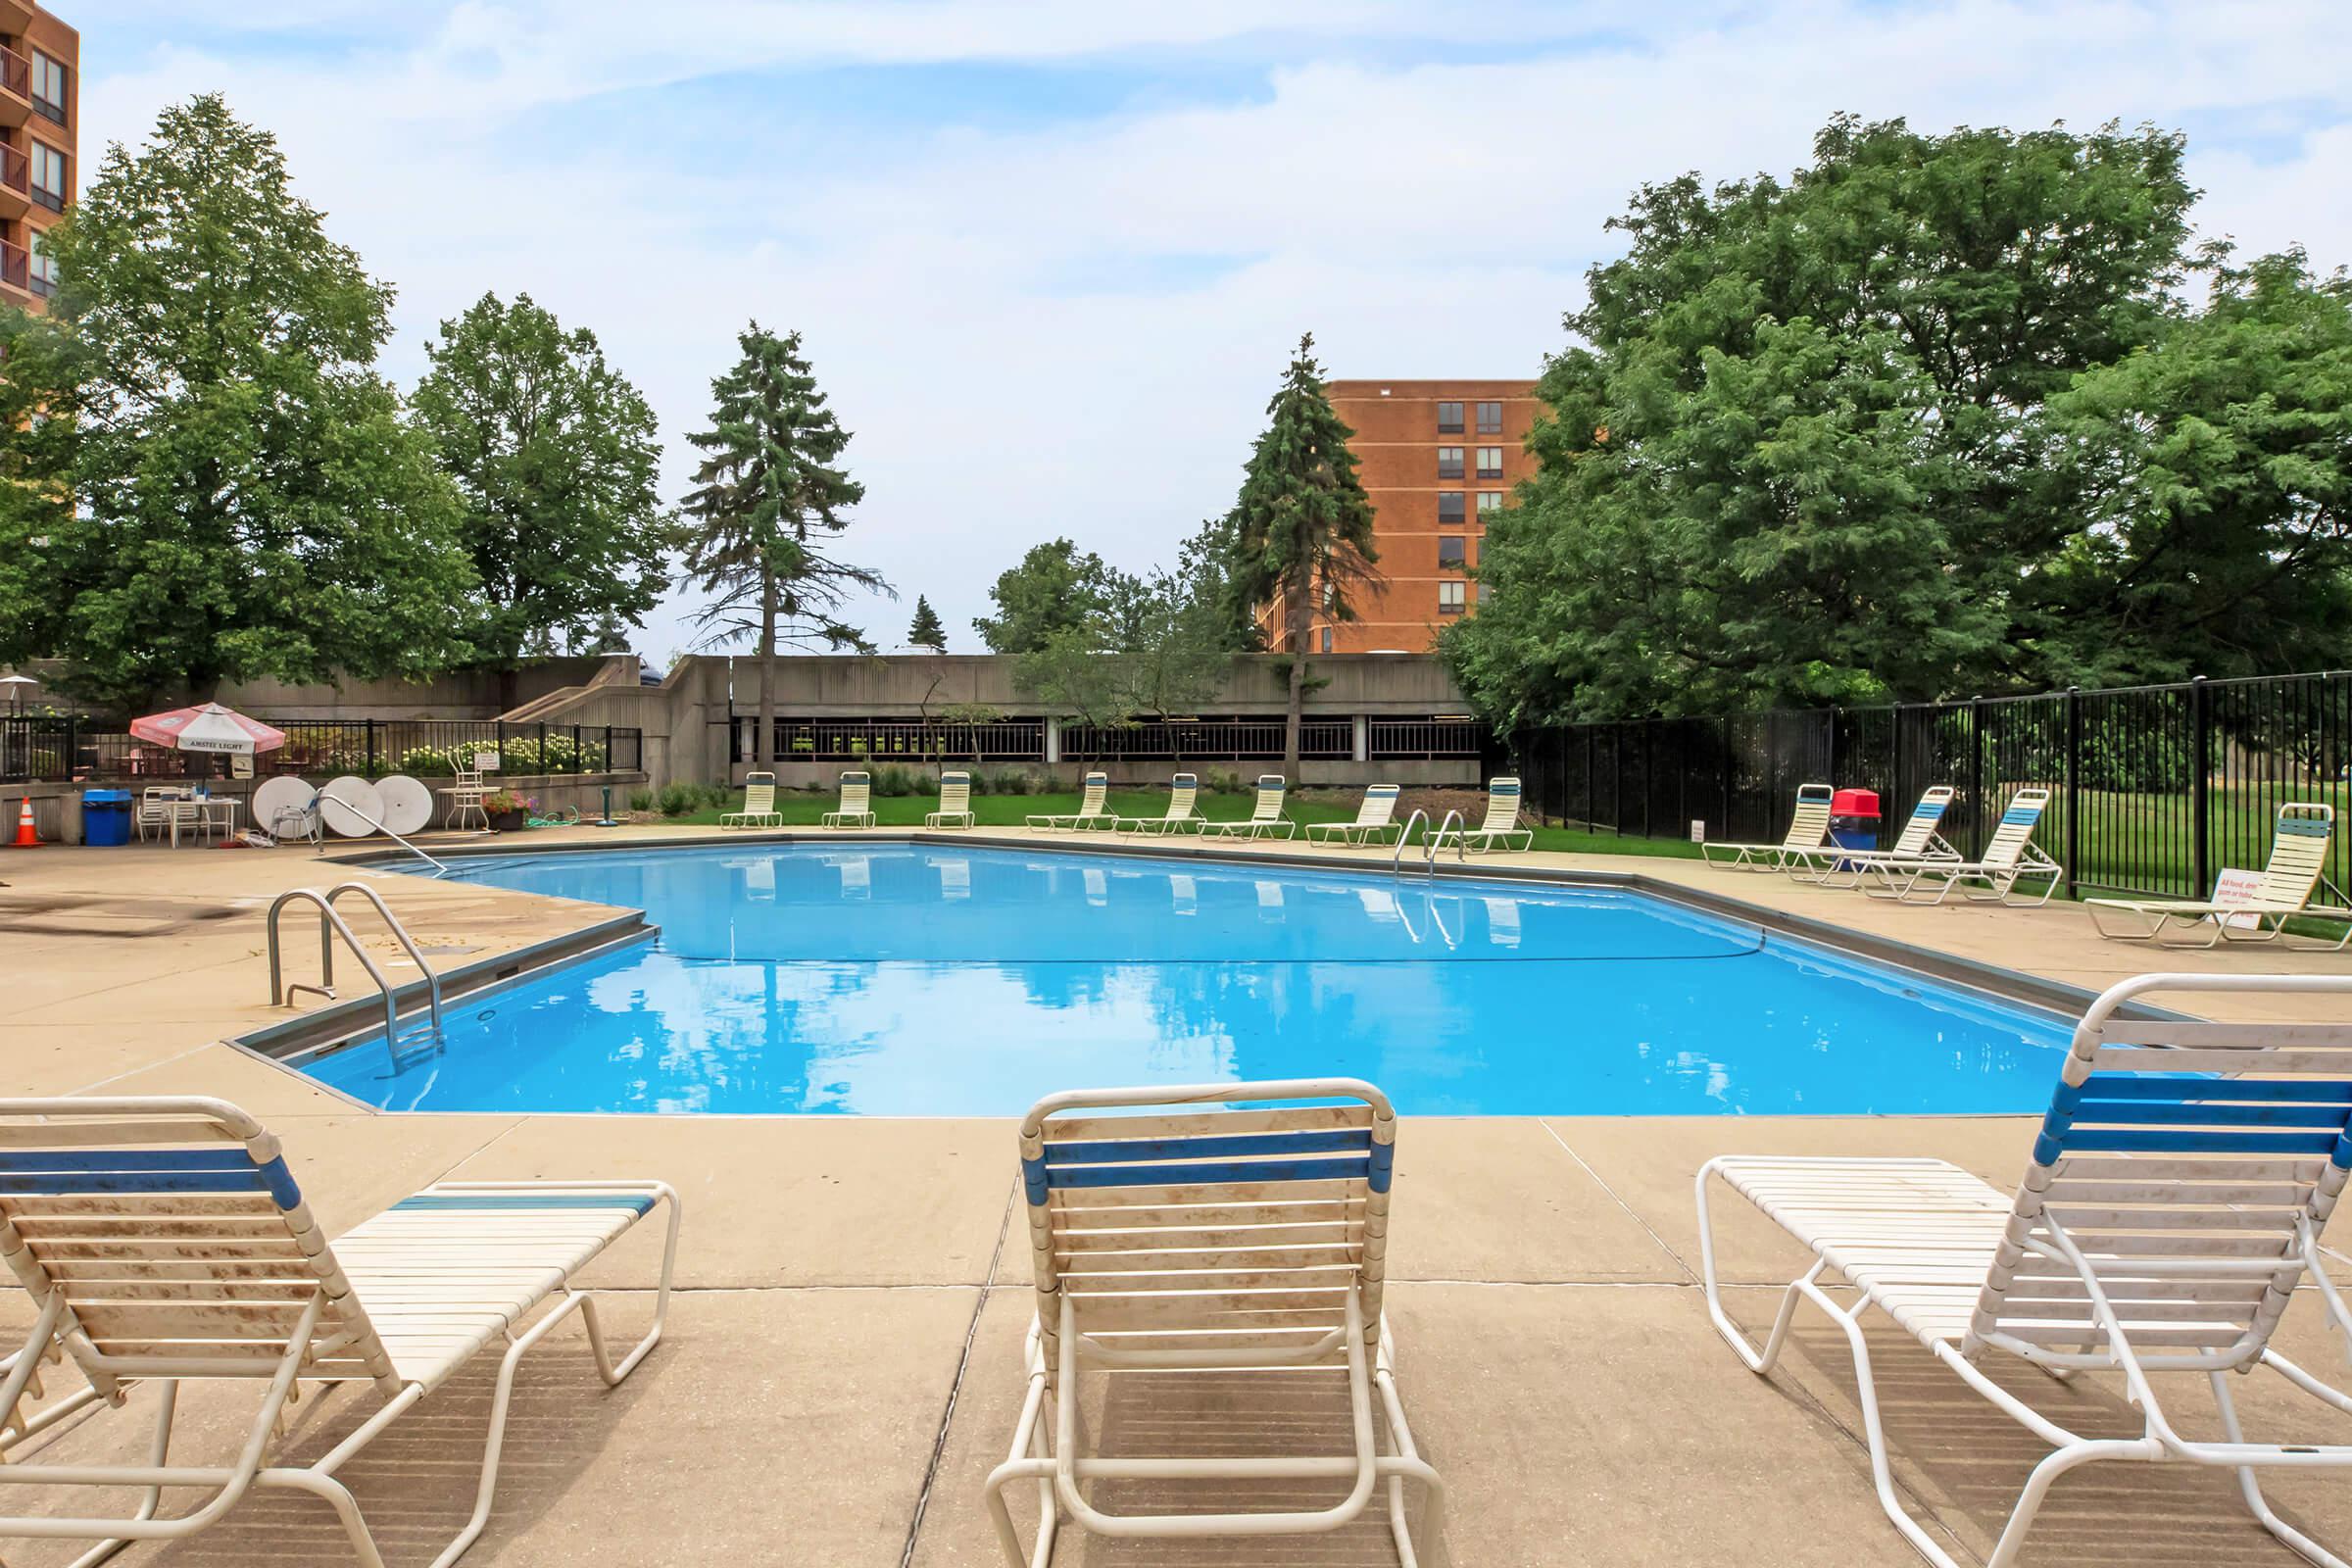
[0,235,27,293]
[0,139,25,205]
[0,45,25,111]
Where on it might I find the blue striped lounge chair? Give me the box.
[2087,803,2348,950]
[1701,782,1835,870]
[985,1079,1443,1564]
[0,1096,679,1567]
[1307,784,1403,845]
[821,770,876,828]
[1697,972,2352,1568]
[1199,775,1296,840]
[926,770,977,829]
[1432,777,1533,854]
[1027,772,1113,832]
[1864,786,2061,905]
[720,770,782,829]
[1115,773,1203,835]
[1785,784,1958,886]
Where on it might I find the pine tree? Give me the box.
[907,595,948,653]
[1225,334,1382,768]
[678,323,888,767]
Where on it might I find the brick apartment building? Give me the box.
[0,0,74,314]
[1259,378,1544,654]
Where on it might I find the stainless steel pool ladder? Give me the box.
[1392,809,1429,875]
[268,883,445,1059]
[1393,808,1468,877]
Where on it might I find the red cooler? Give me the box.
[1829,788,1881,853]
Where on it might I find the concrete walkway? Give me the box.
[1,828,2348,1565]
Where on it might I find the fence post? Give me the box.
[65,714,76,781]
[605,725,613,776]
[1642,719,1654,839]
[495,719,506,772]
[1967,697,1984,858]
[365,719,377,777]
[2063,687,2080,901]
[2190,675,2211,899]
[1721,716,1732,842]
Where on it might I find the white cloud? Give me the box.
[74,0,2352,663]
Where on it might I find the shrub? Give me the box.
[989,768,1039,796]
[698,781,733,811]
[870,764,923,797]
[657,782,699,816]
[627,789,654,812]
[397,734,609,779]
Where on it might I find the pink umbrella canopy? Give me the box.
[128,703,288,756]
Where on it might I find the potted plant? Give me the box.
[483,789,535,832]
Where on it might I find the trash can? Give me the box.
[1828,787,1882,854]
[81,788,132,847]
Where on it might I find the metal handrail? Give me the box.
[310,792,449,874]
[1426,809,1468,873]
[267,883,445,1051]
[1391,809,1430,875]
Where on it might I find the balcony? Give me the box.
[0,141,24,220]
[0,235,28,298]
[0,45,25,128]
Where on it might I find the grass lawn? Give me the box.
[621,788,1707,860]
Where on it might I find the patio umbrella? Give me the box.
[0,674,35,714]
[128,703,287,757]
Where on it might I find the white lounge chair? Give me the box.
[1307,783,1402,845]
[985,1079,1443,1565]
[1700,782,1835,870]
[1114,772,1203,835]
[821,769,876,828]
[2087,802,2348,949]
[1027,771,1113,832]
[0,1095,678,1568]
[1865,785,2061,905]
[1432,776,1533,854]
[1785,784,1959,887]
[1200,774,1296,840]
[926,770,977,829]
[1697,972,2352,1568]
[720,770,782,829]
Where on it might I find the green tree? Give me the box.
[412,291,677,663]
[972,538,1109,654]
[2035,248,2352,683]
[679,323,887,767]
[1450,116,2204,723]
[0,94,473,708]
[1225,334,1381,768]
[907,594,948,652]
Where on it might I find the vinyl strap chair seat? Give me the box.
[720,771,781,830]
[1861,787,2062,906]
[927,771,977,829]
[821,770,876,829]
[1028,772,1112,832]
[1785,785,1959,887]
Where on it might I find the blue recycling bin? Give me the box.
[81,788,131,847]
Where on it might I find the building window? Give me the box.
[1474,446,1502,480]
[26,228,55,297]
[1475,401,1501,434]
[1437,447,1463,479]
[28,52,65,124]
[1477,491,1502,517]
[28,141,65,212]
[1438,536,1466,568]
[1319,626,1334,654]
[1437,491,1464,524]
[1438,581,1467,614]
[1436,401,1463,433]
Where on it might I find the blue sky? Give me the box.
[74,1,2352,661]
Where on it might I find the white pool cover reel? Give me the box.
[318,776,384,837]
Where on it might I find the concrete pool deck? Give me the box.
[2,826,2349,1564]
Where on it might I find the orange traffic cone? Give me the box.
[10,797,38,848]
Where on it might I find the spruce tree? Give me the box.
[907,595,948,652]
[678,323,886,767]
[1225,334,1382,768]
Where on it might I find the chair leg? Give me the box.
[2210,1370,2349,1568]
[63,1379,180,1568]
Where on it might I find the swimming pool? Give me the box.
[289,846,2060,1114]
[292,844,2072,1115]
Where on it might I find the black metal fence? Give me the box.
[0,716,644,784]
[1512,671,2351,903]
[729,714,1486,765]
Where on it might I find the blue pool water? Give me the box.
[296,845,2073,1115]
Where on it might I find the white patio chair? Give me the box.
[720,770,782,830]
[0,1096,678,1568]
[1432,777,1533,854]
[986,1079,1443,1565]
[926,771,977,829]
[2088,802,2348,949]
[1306,784,1402,845]
[1697,972,2352,1568]
[1701,782,1836,870]
[1199,775,1296,840]
[821,770,876,828]
[1027,772,1112,832]
[1784,784,1959,887]
[1864,785,2061,905]
[1114,773,1204,835]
